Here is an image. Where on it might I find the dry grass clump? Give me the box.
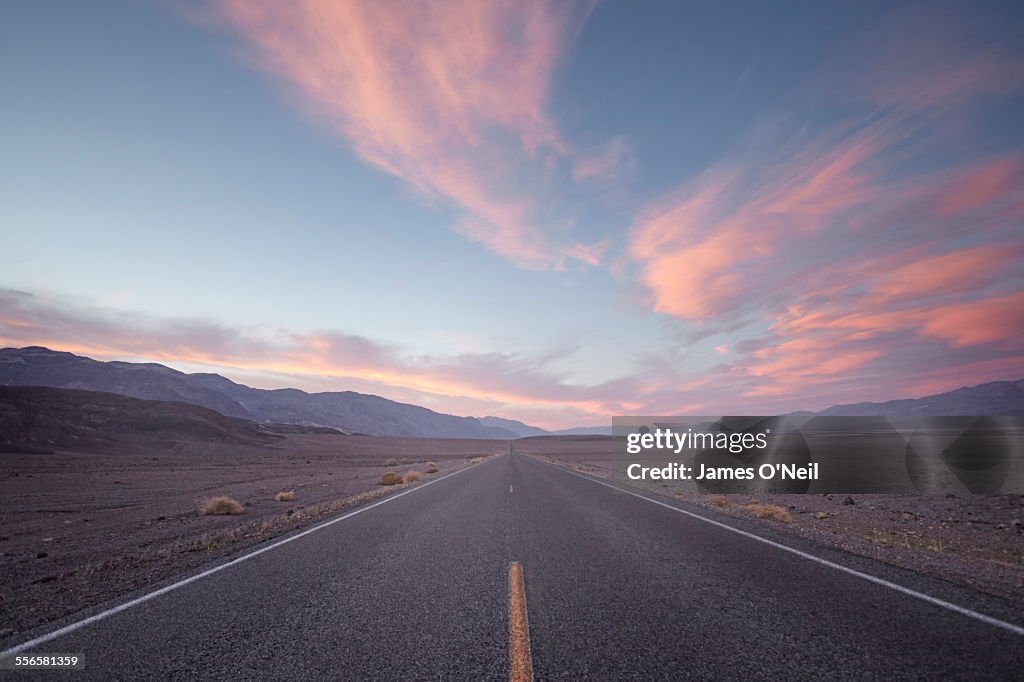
[425,462,438,474]
[274,490,295,502]
[378,472,403,486]
[745,502,792,523]
[468,456,484,464]
[385,457,399,467]
[707,494,728,507]
[200,496,244,516]
[403,470,422,484]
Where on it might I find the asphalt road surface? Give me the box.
[2,453,1022,680]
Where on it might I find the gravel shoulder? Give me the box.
[515,438,1024,605]
[0,434,502,635]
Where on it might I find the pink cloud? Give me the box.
[216,0,601,269]
[572,136,634,184]
[3,283,1020,424]
[935,157,1024,217]
[0,288,647,429]
[919,293,1024,348]
[628,124,892,321]
[871,243,1023,302]
[627,8,1024,408]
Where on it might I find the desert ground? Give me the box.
[0,433,503,635]
[515,436,1024,604]
[4,430,1023,640]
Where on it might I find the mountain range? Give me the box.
[0,347,1020,438]
[815,379,1024,416]
[0,347,518,439]
[0,384,281,451]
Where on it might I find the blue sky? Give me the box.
[2,1,1022,428]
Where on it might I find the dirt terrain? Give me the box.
[5,426,1023,639]
[515,436,1024,604]
[0,434,503,635]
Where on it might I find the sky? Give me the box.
[1,0,1023,429]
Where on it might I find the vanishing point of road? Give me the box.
[2,453,1022,680]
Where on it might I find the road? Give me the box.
[2,453,1022,680]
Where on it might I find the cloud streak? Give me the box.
[217,0,601,269]
[627,8,1024,405]
[0,288,647,428]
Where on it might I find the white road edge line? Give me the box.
[0,457,494,659]
[530,456,1024,637]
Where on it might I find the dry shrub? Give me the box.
[201,496,244,516]
[425,462,438,474]
[378,472,403,486]
[707,494,728,507]
[385,457,398,467]
[275,490,295,502]
[745,502,792,523]
[403,470,422,484]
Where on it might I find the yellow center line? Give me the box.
[508,562,534,682]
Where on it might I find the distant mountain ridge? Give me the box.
[1,347,1020,437]
[0,347,517,439]
[816,379,1024,416]
[478,416,549,437]
[477,416,613,437]
[0,385,282,451]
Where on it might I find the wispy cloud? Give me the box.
[627,7,1024,405]
[0,288,647,428]
[215,0,601,269]
[846,2,1024,112]
[4,279,1020,423]
[572,135,634,185]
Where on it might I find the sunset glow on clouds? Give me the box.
[217,0,603,270]
[627,14,1024,407]
[0,289,643,428]
[1,1,1022,427]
